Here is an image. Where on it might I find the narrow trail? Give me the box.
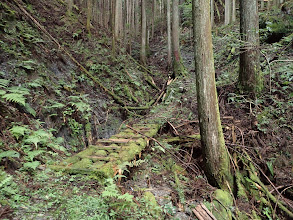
[51,124,160,179]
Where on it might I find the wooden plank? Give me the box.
[96,138,136,144]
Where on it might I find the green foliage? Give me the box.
[57,194,111,220]
[0,86,30,106]
[0,150,20,160]
[17,60,37,70]
[10,125,30,140]
[0,169,18,205]
[22,161,41,171]
[0,79,10,88]
[259,4,293,42]
[181,0,192,27]
[4,124,66,172]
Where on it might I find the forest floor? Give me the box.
[0,0,293,219]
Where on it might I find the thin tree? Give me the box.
[172,0,185,76]
[225,0,232,25]
[86,0,93,35]
[67,0,73,14]
[140,0,147,65]
[239,0,263,95]
[167,0,172,68]
[211,0,214,27]
[192,0,232,188]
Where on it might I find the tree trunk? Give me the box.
[239,0,263,95]
[167,0,172,67]
[86,0,93,35]
[211,0,214,27]
[261,0,265,10]
[224,0,231,25]
[192,0,232,188]
[115,0,123,39]
[67,0,73,14]
[111,0,116,56]
[151,0,156,39]
[140,0,147,65]
[172,0,185,76]
[232,0,236,22]
[135,0,140,37]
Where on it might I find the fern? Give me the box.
[0,150,20,160]
[24,129,52,149]
[7,86,30,95]
[10,125,30,140]
[0,90,6,96]
[2,86,30,106]
[0,79,10,88]
[22,161,40,170]
[2,93,26,105]
[0,170,18,196]
[27,150,45,162]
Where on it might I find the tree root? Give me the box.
[237,151,293,219]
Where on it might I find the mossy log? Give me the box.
[158,134,201,144]
[237,152,293,219]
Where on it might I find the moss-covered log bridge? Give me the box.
[50,124,160,179]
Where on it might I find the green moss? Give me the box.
[76,147,96,158]
[108,152,119,158]
[205,189,233,220]
[119,143,141,162]
[99,162,115,177]
[63,156,80,164]
[94,150,108,157]
[71,158,93,169]
[143,191,162,217]
[236,171,248,201]
[91,161,105,169]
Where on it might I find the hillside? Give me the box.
[1,0,293,219]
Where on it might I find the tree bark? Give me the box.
[260,0,265,10]
[239,0,263,95]
[67,0,73,14]
[172,0,185,76]
[192,0,232,188]
[232,0,236,22]
[86,0,93,35]
[140,0,147,65]
[211,0,214,27]
[115,0,123,39]
[167,0,172,67]
[224,0,231,25]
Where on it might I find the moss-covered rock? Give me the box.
[76,147,96,158]
[94,150,108,157]
[100,162,115,177]
[71,158,93,169]
[143,191,162,218]
[108,152,119,158]
[91,161,105,169]
[205,189,233,220]
[63,156,80,165]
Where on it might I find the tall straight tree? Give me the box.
[225,0,232,25]
[66,0,73,14]
[192,0,232,188]
[239,0,263,95]
[167,0,172,67]
[172,0,185,76]
[115,0,123,39]
[140,0,147,65]
[86,0,93,34]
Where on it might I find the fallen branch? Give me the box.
[192,203,217,220]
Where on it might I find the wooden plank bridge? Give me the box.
[50,124,160,179]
